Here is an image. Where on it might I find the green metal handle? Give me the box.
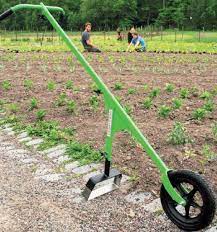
[11,4,65,14]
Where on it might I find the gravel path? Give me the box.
[0,128,216,232]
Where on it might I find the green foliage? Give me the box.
[203,100,215,112]
[149,88,161,99]
[202,144,216,160]
[29,98,38,111]
[165,83,175,93]
[1,80,11,91]
[91,83,102,94]
[47,80,56,91]
[143,84,149,91]
[55,93,67,107]
[66,100,76,113]
[192,108,207,120]
[200,91,212,100]
[66,141,102,165]
[36,109,46,121]
[65,80,73,90]
[114,82,123,91]
[172,98,183,110]
[24,79,33,90]
[143,97,153,109]
[180,88,190,99]
[128,88,136,95]
[158,105,171,118]
[89,95,99,110]
[168,122,191,145]
[8,103,19,113]
[212,122,217,141]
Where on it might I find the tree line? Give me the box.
[0,0,216,31]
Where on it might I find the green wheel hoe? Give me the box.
[0,3,216,231]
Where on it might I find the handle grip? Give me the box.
[0,9,13,21]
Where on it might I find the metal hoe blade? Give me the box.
[83,169,122,200]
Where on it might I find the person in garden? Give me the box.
[128,27,135,44]
[81,22,101,53]
[127,31,146,52]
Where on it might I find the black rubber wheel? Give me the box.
[160,170,216,231]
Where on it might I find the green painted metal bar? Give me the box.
[40,2,185,205]
[11,4,64,14]
[0,2,186,206]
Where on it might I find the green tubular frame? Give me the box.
[7,3,186,206]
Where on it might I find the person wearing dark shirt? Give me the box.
[128,27,135,44]
[81,22,101,53]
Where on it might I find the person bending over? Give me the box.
[81,22,101,53]
[127,32,146,52]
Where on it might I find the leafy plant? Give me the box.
[47,80,56,91]
[158,105,171,118]
[65,80,73,90]
[2,80,11,91]
[203,100,215,112]
[66,142,102,165]
[168,122,191,145]
[128,88,136,95]
[202,144,216,160]
[149,88,160,99]
[29,98,38,111]
[89,95,99,110]
[180,88,190,99]
[212,122,217,141]
[143,97,153,109]
[143,84,149,91]
[8,103,19,113]
[55,93,67,107]
[192,108,208,120]
[172,98,183,110]
[165,83,175,93]
[24,79,33,90]
[36,109,46,121]
[200,91,212,100]
[66,100,76,113]
[91,83,102,95]
[114,82,123,90]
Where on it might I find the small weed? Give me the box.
[192,108,207,120]
[180,88,190,99]
[66,100,76,113]
[91,83,102,95]
[143,84,149,91]
[168,122,191,145]
[29,98,38,111]
[212,122,217,141]
[8,103,19,113]
[200,91,212,100]
[149,88,160,99]
[89,95,99,110]
[143,97,153,109]
[172,98,183,110]
[65,80,73,90]
[24,79,33,90]
[66,142,102,165]
[165,83,175,93]
[128,88,136,95]
[55,93,67,107]
[114,82,123,91]
[47,80,56,91]
[203,100,215,112]
[2,80,11,91]
[158,105,171,118]
[202,144,216,161]
[36,109,46,121]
